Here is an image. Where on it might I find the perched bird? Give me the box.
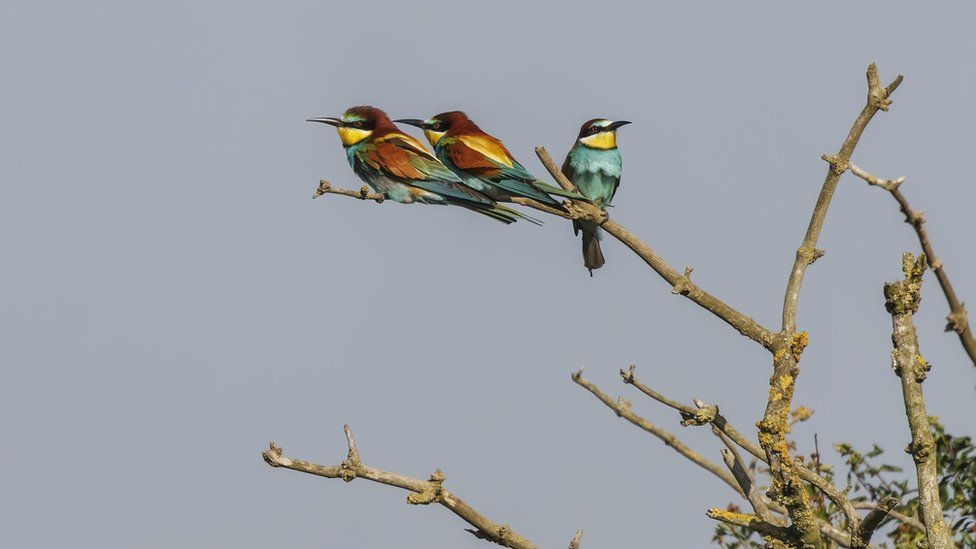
[395,111,586,207]
[561,118,631,275]
[308,106,532,224]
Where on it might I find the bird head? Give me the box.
[575,118,631,150]
[395,111,471,148]
[307,106,395,147]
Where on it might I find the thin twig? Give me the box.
[848,163,905,192]
[619,365,697,417]
[263,427,539,549]
[850,162,976,368]
[571,370,746,498]
[534,146,578,193]
[313,179,386,202]
[883,253,953,549]
[721,447,776,525]
[310,178,572,222]
[567,528,583,549]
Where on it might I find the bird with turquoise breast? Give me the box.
[395,111,587,207]
[561,118,631,274]
[307,106,533,224]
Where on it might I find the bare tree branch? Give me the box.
[781,63,903,332]
[313,179,386,202]
[262,426,539,549]
[618,366,856,546]
[619,365,697,418]
[621,365,862,534]
[706,507,794,542]
[856,495,899,546]
[533,149,777,350]
[883,252,954,549]
[312,178,572,220]
[749,63,903,548]
[721,447,776,525]
[571,370,746,498]
[848,163,905,192]
[853,501,924,532]
[534,146,578,193]
[567,529,583,549]
[850,162,976,368]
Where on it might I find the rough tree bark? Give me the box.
[883,253,953,549]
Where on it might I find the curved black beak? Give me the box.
[307,117,343,127]
[393,118,426,129]
[608,120,632,131]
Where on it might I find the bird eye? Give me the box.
[591,125,600,132]
[353,121,363,128]
[431,122,441,130]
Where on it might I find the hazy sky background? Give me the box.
[2,2,975,547]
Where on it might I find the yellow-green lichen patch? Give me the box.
[789,331,809,361]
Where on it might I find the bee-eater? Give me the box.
[561,118,631,275]
[395,112,585,207]
[308,106,531,224]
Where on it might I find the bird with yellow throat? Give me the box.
[396,111,588,207]
[561,118,630,274]
[308,106,536,224]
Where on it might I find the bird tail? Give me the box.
[574,220,605,275]
[532,181,595,203]
[500,204,544,225]
[458,202,544,226]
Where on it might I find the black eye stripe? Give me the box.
[343,120,371,129]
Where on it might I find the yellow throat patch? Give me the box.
[579,131,617,150]
[337,127,372,146]
[423,129,446,147]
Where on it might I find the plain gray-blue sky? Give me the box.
[2,2,974,547]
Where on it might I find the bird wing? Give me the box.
[444,134,514,174]
[361,133,493,204]
[440,133,568,205]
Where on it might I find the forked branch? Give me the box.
[615,365,882,547]
[850,162,976,368]
[753,63,902,549]
[781,63,903,332]
[263,426,541,549]
[571,370,746,498]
